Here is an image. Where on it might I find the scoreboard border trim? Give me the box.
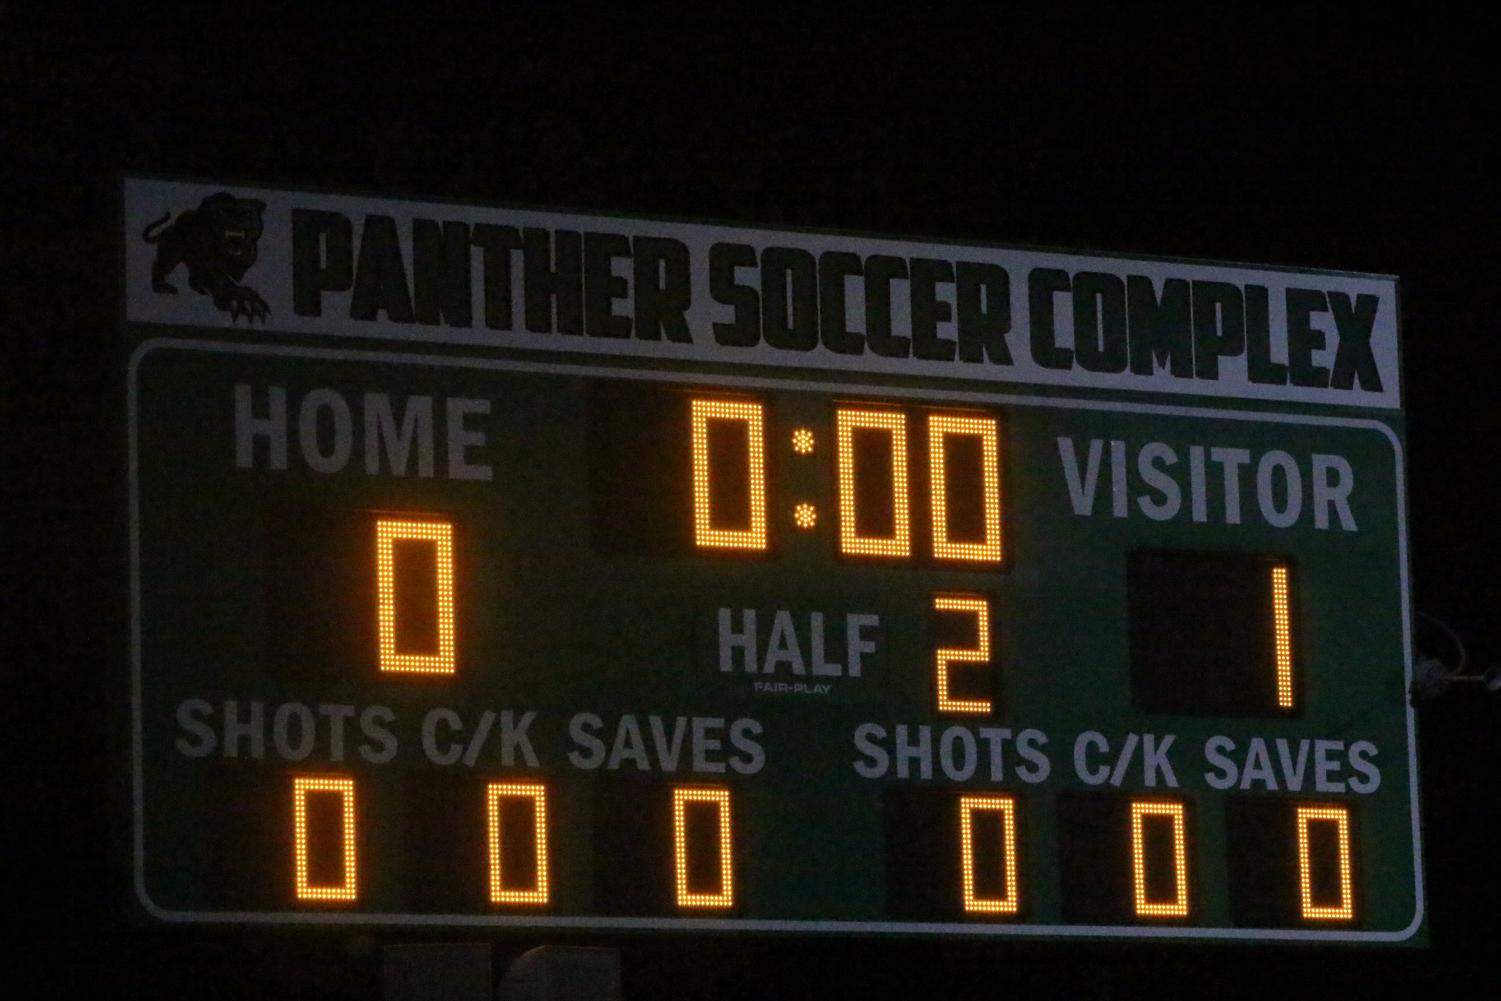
[127,336,1424,942]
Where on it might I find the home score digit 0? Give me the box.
[125,177,1421,942]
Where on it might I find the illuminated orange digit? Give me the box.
[928,413,1003,564]
[959,794,1019,914]
[487,782,550,905]
[1272,563,1294,709]
[672,787,735,909]
[690,399,768,551]
[934,595,992,714]
[375,518,456,674]
[835,408,910,558]
[292,776,358,902]
[1296,804,1355,921]
[1130,800,1189,918]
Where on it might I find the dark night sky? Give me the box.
[7,12,1500,999]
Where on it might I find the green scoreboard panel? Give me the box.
[124,178,1422,942]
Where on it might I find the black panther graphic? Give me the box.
[142,191,270,323]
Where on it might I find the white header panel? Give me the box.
[124,178,1401,409]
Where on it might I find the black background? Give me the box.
[7,10,1499,999]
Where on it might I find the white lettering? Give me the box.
[174,698,217,757]
[298,388,353,474]
[809,612,843,676]
[1015,728,1051,783]
[567,712,607,769]
[1312,453,1357,530]
[728,718,765,775]
[1315,739,1346,792]
[718,608,756,673]
[1057,436,1103,515]
[363,392,434,476]
[894,724,933,780]
[358,706,398,763]
[846,613,879,677]
[1202,735,1237,789]
[234,384,288,469]
[1256,449,1303,528]
[421,707,463,766]
[938,726,978,781]
[764,610,806,675]
[223,699,264,760]
[853,722,889,778]
[1210,446,1251,525]
[272,702,316,761]
[1135,442,1181,521]
[445,397,492,480]
[1073,730,1109,785]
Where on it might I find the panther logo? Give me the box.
[142,191,270,323]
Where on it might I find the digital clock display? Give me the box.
[123,178,1420,944]
[587,381,1005,567]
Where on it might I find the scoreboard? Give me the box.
[123,178,1422,942]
